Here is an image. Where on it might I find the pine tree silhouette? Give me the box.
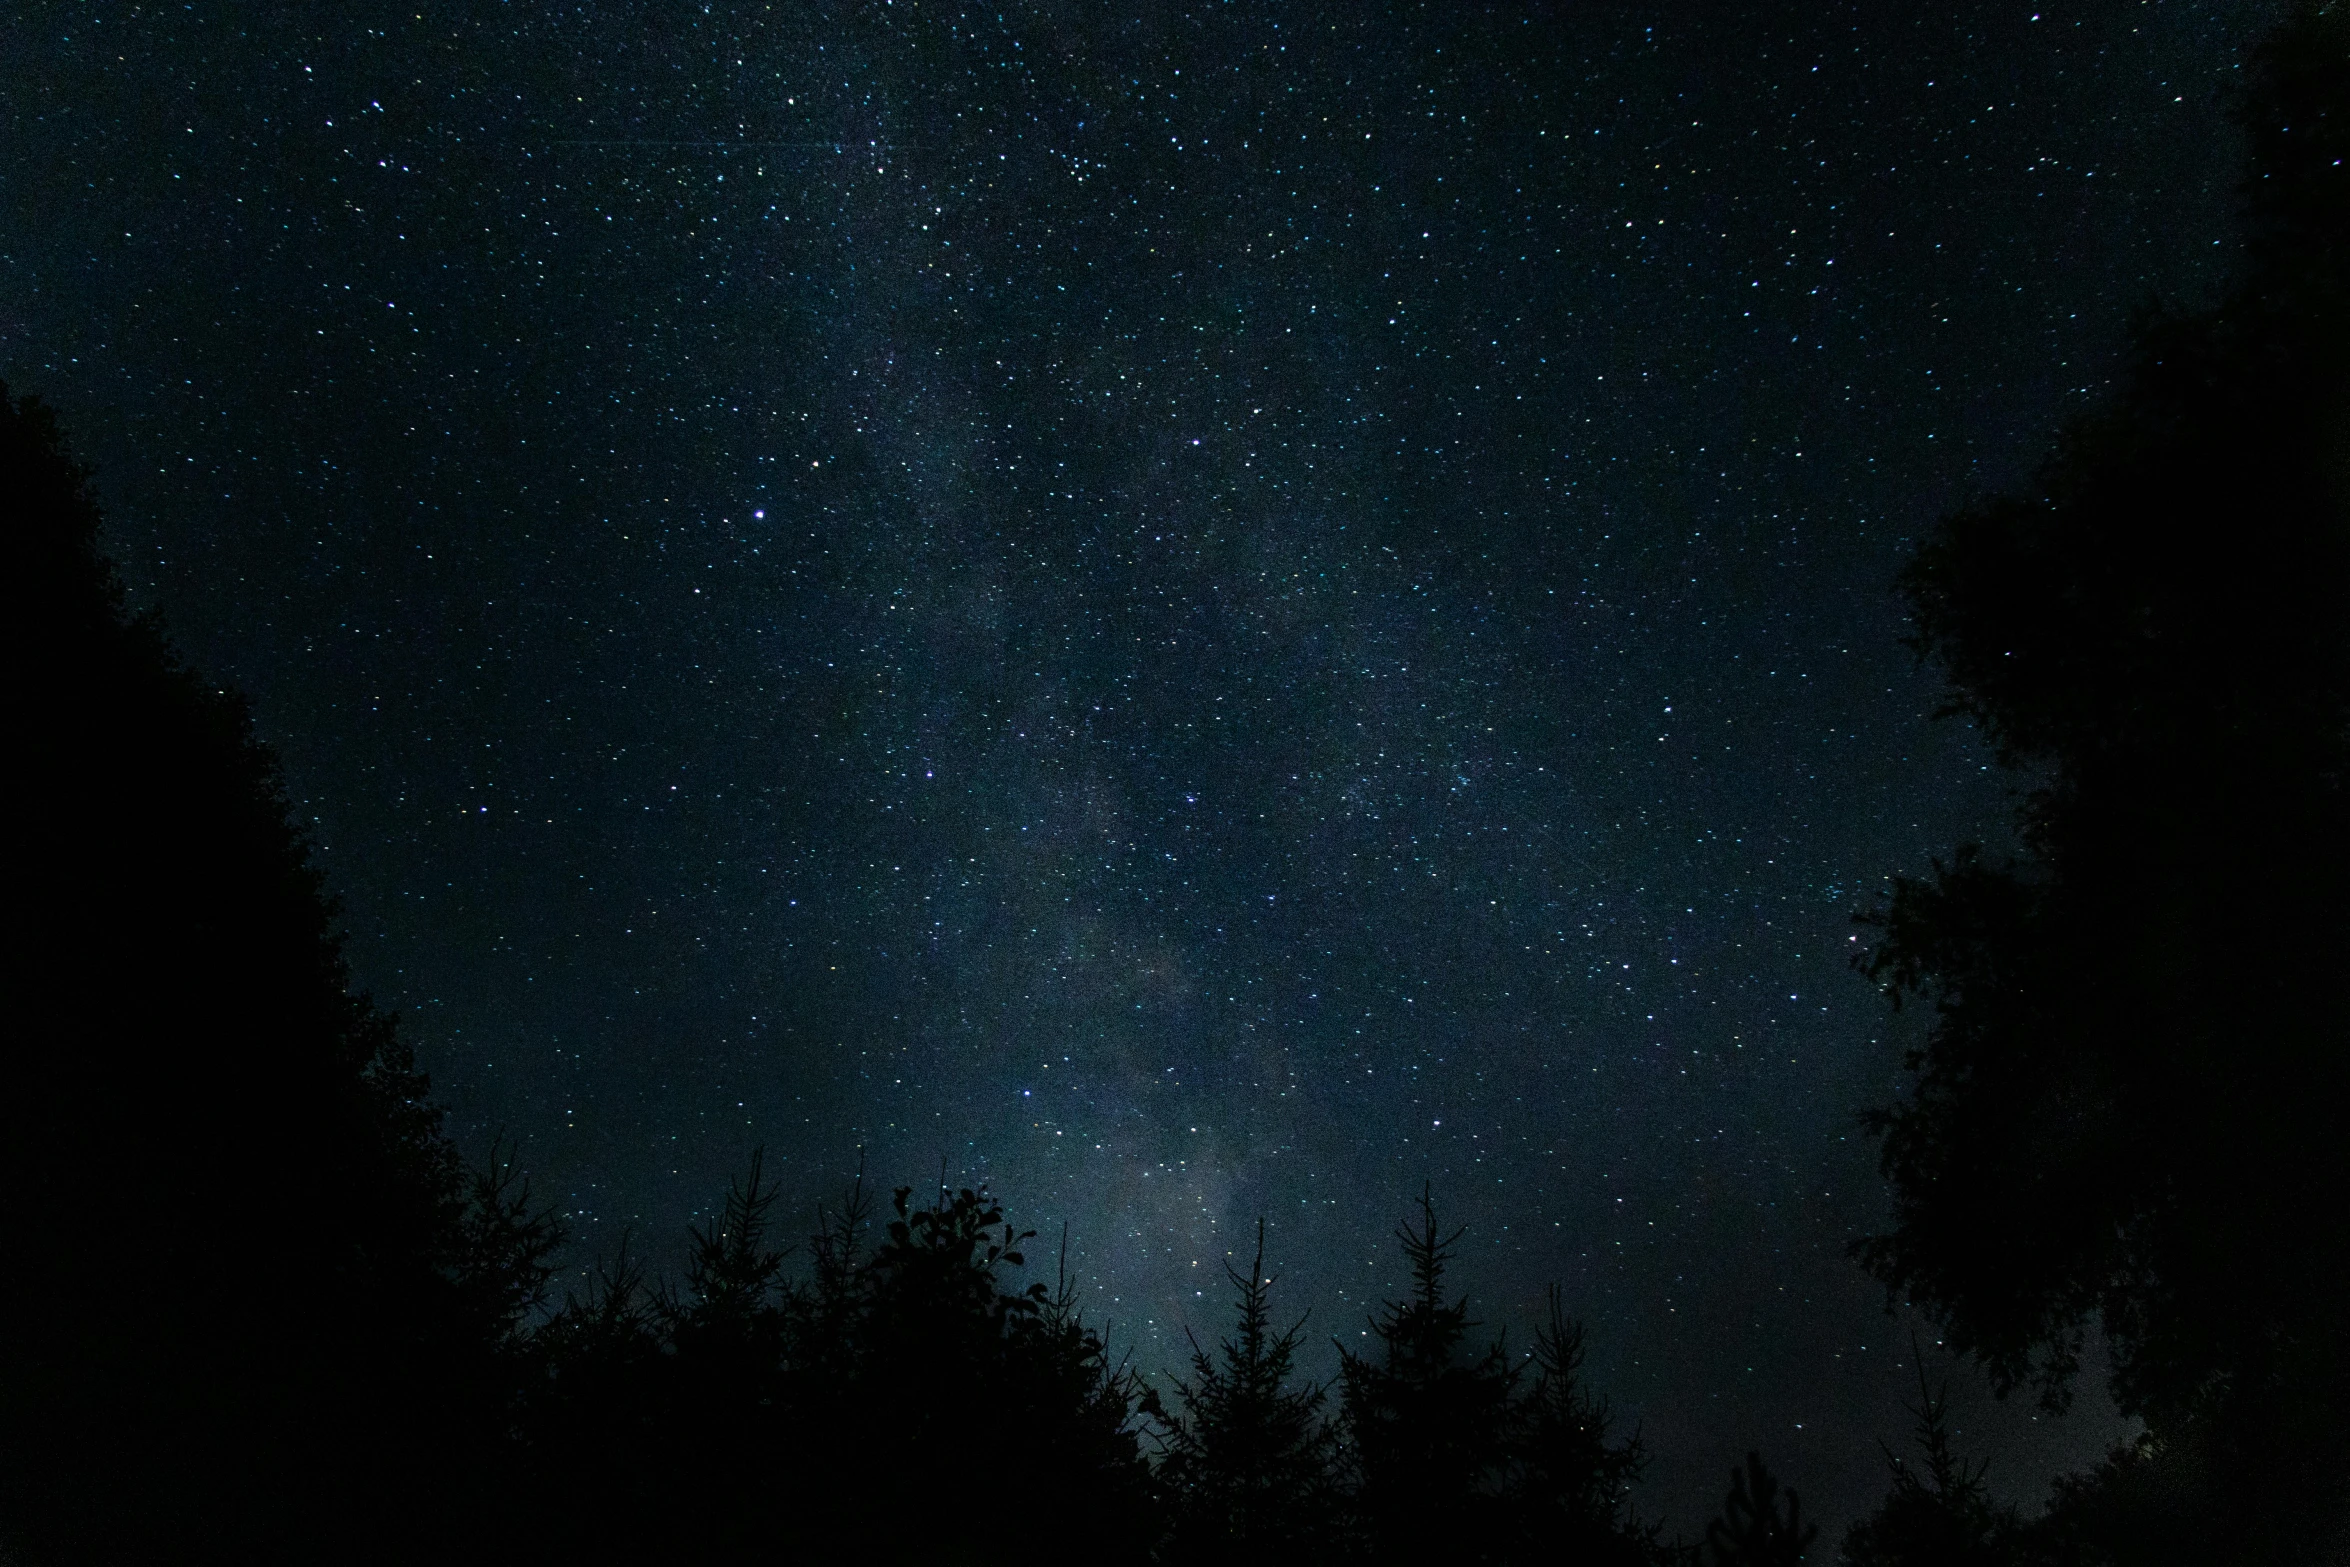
[515,1242,671,1559]
[663,1150,798,1554]
[1339,1188,1523,1563]
[1511,1286,1673,1565]
[1160,1218,1345,1562]
[1839,1345,2018,1567]
[679,1147,792,1327]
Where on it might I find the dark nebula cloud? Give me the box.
[2,0,2273,1530]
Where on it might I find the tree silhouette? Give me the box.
[853,1180,1158,1559]
[1705,1453,1816,1567]
[1839,1346,2018,1567]
[659,1151,800,1556]
[1853,4,2349,1556]
[1,382,560,1566]
[2026,1430,2239,1567]
[513,1242,673,1559]
[1339,1188,1524,1562]
[517,1176,1683,1563]
[1511,1287,1673,1565]
[511,1165,1160,1564]
[1158,1219,1345,1562]
[1326,1192,1681,1565]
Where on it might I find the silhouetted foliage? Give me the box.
[1339,1189,1527,1560]
[855,1179,1159,1557]
[1158,1219,1346,1563]
[40,30,2348,1530]
[505,1179,1680,1563]
[1854,3,2349,1557]
[1839,1347,2020,1567]
[1705,1453,1817,1567]
[1,382,560,1567]
[511,1161,1159,1564]
[0,496,1773,1566]
[1336,1191,1674,1566]
[1511,1286,1673,1566]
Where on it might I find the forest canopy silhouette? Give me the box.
[1849,4,2349,1558]
[2,4,2343,1563]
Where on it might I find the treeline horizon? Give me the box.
[5,5,2343,1564]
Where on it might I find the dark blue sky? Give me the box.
[3,0,2274,1532]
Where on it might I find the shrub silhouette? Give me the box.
[1705,1452,1816,1567]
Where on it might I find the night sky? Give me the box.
[4,0,2275,1532]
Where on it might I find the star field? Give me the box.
[1,0,2272,1530]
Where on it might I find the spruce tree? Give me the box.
[1511,1287,1673,1565]
[1160,1219,1345,1562]
[1839,1348,2019,1567]
[1338,1189,1522,1563]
